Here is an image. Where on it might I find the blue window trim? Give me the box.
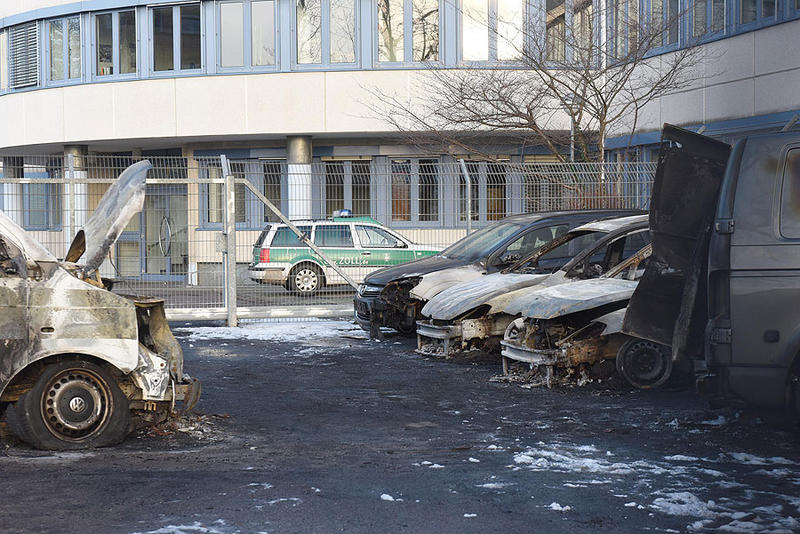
[148,3,205,78]
[90,8,139,82]
[216,0,280,73]
[44,15,83,87]
[374,0,443,67]
[291,0,361,69]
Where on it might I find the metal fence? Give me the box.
[0,155,656,323]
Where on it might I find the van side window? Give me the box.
[271,226,311,247]
[315,225,354,247]
[780,150,800,238]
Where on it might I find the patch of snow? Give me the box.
[133,523,227,534]
[468,457,480,463]
[700,415,727,426]
[651,492,718,518]
[476,482,515,489]
[624,502,638,507]
[728,453,795,466]
[268,498,301,506]
[548,502,571,511]
[380,494,395,501]
[664,455,699,462]
[429,464,445,469]
[463,514,477,518]
[176,320,363,343]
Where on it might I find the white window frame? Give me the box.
[91,9,139,81]
[149,3,204,76]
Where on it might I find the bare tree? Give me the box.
[367,0,714,162]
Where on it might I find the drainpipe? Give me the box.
[286,136,313,221]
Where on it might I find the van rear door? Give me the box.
[622,125,731,359]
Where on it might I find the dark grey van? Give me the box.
[623,124,800,417]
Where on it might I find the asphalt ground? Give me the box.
[1,320,799,534]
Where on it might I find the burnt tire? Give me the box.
[616,337,673,390]
[6,360,131,450]
[289,264,323,296]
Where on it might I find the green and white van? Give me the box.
[247,216,441,295]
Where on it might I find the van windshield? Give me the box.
[441,222,523,262]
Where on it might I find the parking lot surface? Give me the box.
[1,320,799,533]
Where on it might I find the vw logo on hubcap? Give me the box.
[69,396,87,413]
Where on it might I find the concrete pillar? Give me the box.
[2,156,23,224]
[286,136,312,220]
[64,145,89,264]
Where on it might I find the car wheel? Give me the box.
[290,264,323,296]
[5,359,131,450]
[616,337,673,390]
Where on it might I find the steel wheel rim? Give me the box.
[295,269,318,292]
[625,342,667,386]
[40,369,112,442]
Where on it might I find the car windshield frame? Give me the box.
[440,221,524,261]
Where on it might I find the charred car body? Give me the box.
[416,215,651,358]
[0,161,200,450]
[622,124,800,416]
[354,209,643,335]
[498,245,673,389]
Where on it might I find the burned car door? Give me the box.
[623,125,730,359]
[0,235,29,386]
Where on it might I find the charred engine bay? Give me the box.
[1,322,799,534]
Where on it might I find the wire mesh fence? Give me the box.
[0,156,655,321]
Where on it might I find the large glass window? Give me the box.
[219,1,276,69]
[546,0,566,61]
[95,10,137,77]
[413,0,439,60]
[0,30,7,91]
[692,0,724,36]
[738,0,775,25]
[263,160,283,222]
[462,0,523,62]
[651,0,679,47]
[152,3,202,72]
[331,0,357,62]
[323,161,372,217]
[23,163,62,231]
[378,0,438,63]
[612,0,636,58]
[459,161,507,222]
[780,150,800,238]
[49,16,81,82]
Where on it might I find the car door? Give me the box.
[622,125,731,358]
[354,225,416,268]
[313,224,362,284]
[0,235,30,388]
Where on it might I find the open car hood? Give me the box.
[65,160,152,273]
[622,125,731,358]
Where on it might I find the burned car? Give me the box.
[0,160,200,450]
[498,246,673,389]
[416,215,650,357]
[355,209,642,335]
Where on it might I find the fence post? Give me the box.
[220,155,238,327]
[67,154,76,243]
[458,159,472,236]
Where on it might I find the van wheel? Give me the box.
[5,360,131,450]
[290,264,323,296]
[616,337,673,390]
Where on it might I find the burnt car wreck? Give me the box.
[0,160,200,450]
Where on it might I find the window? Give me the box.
[651,0,679,47]
[504,224,569,257]
[323,160,372,217]
[691,0,724,35]
[271,225,312,246]
[738,0,775,25]
[546,0,566,61]
[325,162,346,215]
[23,164,62,231]
[462,0,523,61]
[780,149,800,238]
[48,16,81,83]
[95,10,137,77]
[296,0,357,65]
[0,30,7,91]
[220,1,277,69]
[263,160,283,222]
[9,23,39,89]
[379,0,439,62]
[152,3,202,73]
[356,225,400,247]
[390,158,440,223]
[315,225,354,246]
[573,0,594,62]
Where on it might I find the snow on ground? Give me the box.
[175,320,365,343]
[509,441,800,532]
